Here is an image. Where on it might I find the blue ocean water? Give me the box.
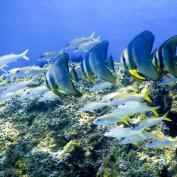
[1,0,177,67]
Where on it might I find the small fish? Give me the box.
[101,85,137,102]
[145,137,177,149]
[74,38,101,53]
[157,77,177,86]
[0,88,25,101]
[64,33,101,53]
[104,126,145,139]
[0,49,30,67]
[114,101,159,116]
[40,51,62,61]
[0,80,32,98]
[89,81,113,92]
[134,112,171,130]
[19,85,48,100]
[38,91,59,102]
[119,133,154,145]
[79,101,110,112]
[5,66,47,81]
[110,86,152,105]
[66,32,96,46]
[93,114,131,126]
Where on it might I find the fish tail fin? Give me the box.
[137,128,146,139]
[142,93,152,103]
[21,49,30,61]
[90,32,95,38]
[141,86,152,103]
[0,76,7,84]
[96,36,101,42]
[152,128,163,139]
[162,111,172,121]
[152,106,160,116]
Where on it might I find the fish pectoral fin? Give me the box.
[129,69,146,80]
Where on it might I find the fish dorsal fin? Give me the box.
[140,86,152,103]
[88,41,116,84]
[128,31,160,81]
[131,31,154,61]
[54,53,69,70]
[161,35,177,54]
[89,40,109,61]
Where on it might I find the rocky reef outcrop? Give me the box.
[0,63,176,177]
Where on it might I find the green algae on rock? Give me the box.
[0,62,176,177]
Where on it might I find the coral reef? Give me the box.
[0,63,176,177]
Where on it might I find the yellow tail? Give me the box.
[152,106,160,116]
[141,86,152,103]
[162,111,172,121]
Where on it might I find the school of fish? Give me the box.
[0,31,177,149]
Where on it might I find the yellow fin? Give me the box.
[122,116,130,126]
[144,127,151,131]
[129,69,146,80]
[162,111,172,121]
[0,76,7,84]
[131,75,142,83]
[130,86,138,93]
[152,106,160,116]
[126,116,132,124]
[152,128,164,139]
[0,76,4,82]
[122,116,132,125]
[141,86,152,103]
[88,74,96,84]
[143,94,152,103]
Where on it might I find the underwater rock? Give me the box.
[0,61,176,177]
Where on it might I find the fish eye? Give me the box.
[97,119,100,121]
[122,103,125,105]
[16,70,20,73]
[149,140,153,144]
